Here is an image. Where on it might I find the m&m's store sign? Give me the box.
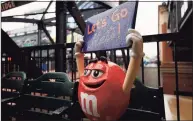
[1,1,32,12]
[1,1,16,12]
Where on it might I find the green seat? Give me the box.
[35,72,71,83]
[15,72,74,121]
[1,72,27,121]
[3,71,26,80]
[129,79,165,120]
[25,72,73,96]
[1,71,26,100]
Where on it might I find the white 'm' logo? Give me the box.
[80,92,100,117]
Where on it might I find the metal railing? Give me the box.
[1,33,184,120]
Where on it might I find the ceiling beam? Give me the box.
[1,17,39,23]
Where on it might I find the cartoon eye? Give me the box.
[91,70,104,78]
[84,70,91,76]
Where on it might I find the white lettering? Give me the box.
[80,92,100,117]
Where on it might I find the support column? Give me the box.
[158,4,173,63]
[55,1,67,72]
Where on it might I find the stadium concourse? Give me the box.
[1,1,192,121]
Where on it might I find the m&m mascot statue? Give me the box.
[74,29,144,121]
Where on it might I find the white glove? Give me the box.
[74,39,84,56]
[126,29,145,58]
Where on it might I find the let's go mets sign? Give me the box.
[82,2,138,52]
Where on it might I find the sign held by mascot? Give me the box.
[83,2,138,52]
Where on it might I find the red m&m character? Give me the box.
[75,29,144,121]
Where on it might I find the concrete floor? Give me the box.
[164,94,192,120]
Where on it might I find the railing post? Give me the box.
[47,49,50,72]
[141,58,145,84]
[157,41,161,87]
[71,48,74,81]
[175,2,180,121]
[174,42,180,121]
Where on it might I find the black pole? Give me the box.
[174,42,180,121]
[71,29,74,43]
[113,50,117,63]
[71,48,74,82]
[157,41,161,87]
[141,58,145,84]
[121,49,128,70]
[91,53,93,59]
[33,50,35,59]
[40,50,42,71]
[38,24,41,46]
[38,24,41,68]
[126,48,130,70]
[175,2,180,121]
[47,49,49,72]
[55,1,67,72]
[96,51,107,59]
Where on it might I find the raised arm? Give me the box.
[74,40,85,77]
[122,29,144,94]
